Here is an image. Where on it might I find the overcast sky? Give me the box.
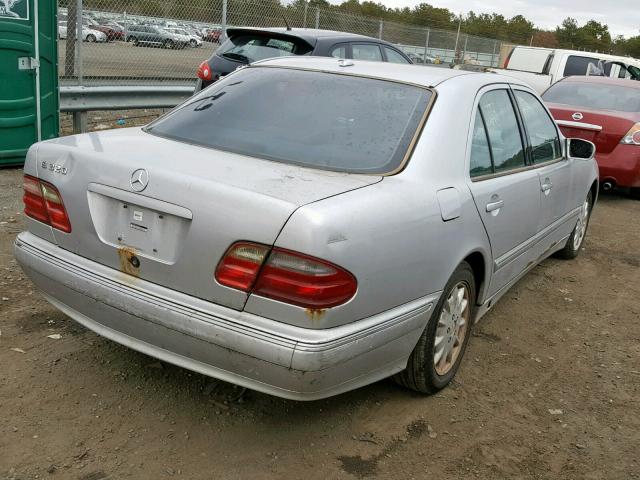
[329,0,640,38]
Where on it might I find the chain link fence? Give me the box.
[58,0,503,85]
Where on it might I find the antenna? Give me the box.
[283,15,291,31]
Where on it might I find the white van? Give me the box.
[490,46,640,93]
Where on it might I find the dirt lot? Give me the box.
[58,40,212,80]
[1,166,639,480]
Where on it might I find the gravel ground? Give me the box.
[1,165,639,480]
[58,40,214,80]
[59,110,167,136]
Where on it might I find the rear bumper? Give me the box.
[597,145,640,188]
[14,232,437,400]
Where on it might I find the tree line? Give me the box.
[298,0,639,56]
[71,0,640,57]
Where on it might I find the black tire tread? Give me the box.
[393,262,476,394]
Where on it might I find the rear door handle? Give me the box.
[486,199,504,212]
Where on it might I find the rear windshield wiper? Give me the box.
[221,52,251,63]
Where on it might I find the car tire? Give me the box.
[86,34,96,43]
[629,187,640,200]
[189,39,197,48]
[164,39,175,49]
[555,190,593,259]
[129,36,138,45]
[393,262,476,394]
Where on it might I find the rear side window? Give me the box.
[563,55,599,76]
[330,45,347,59]
[384,47,410,64]
[470,111,493,177]
[217,34,313,63]
[352,43,382,62]
[147,67,432,174]
[542,81,640,113]
[514,91,561,163]
[479,90,526,173]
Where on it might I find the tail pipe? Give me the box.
[601,179,616,192]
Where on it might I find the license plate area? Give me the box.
[87,186,192,264]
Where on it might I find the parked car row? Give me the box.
[58,7,223,44]
[57,14,219,48]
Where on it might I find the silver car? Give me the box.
[15,57,598,400]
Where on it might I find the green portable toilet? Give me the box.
[0,0,58,166]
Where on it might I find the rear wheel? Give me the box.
[189,39,197,48]
[556,191,592,259]
[164,39,175,49]
[630,187,640,200]
[86,34,96,43]
[129,36,138,45]
[393,262,475,394]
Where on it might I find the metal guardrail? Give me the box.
[60,85,194,132]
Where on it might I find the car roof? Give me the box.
[557,75,640,89]
[226,27,391,44]
[252,56,523,89]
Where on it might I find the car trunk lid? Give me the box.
[32,127,381,310]
[547,104,639,154]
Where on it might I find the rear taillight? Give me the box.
[23,175,72,233]
[215,242,357,309]
[215,242,270,291]
[621,123,640,146]
[196,60,212,81]
[23,175,49,224]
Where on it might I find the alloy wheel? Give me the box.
[434,282,470,376]
[573,198,590,251]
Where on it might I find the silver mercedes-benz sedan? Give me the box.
[15,57,598,400]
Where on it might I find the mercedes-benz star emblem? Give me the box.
[130,168,149,192]
[572,112,583,121]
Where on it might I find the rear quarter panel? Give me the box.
[244,176,490,329]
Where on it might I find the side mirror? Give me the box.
[567,138,596,160]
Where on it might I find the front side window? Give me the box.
[514,91,561,163]
[147,67,432,174]
[352,43,383,62]
[384,47,410,64]
[479,90,526,173]
[563,55,600,76]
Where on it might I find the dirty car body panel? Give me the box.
[15,58,599,400]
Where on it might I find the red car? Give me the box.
[203,27,222,43]
[543,76,640,198]
[86,22,125,41]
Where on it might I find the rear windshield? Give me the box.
[147,67,432,174]
[542,81,640,113]
[216,34,313,63]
